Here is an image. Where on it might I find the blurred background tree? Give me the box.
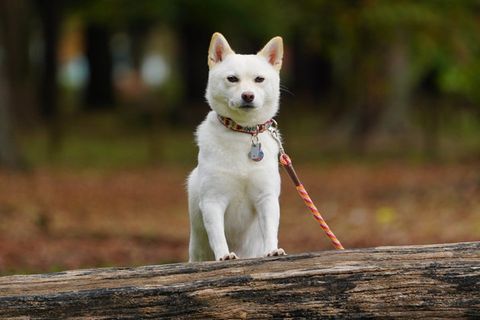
[0,0,31,169]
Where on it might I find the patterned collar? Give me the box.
[217,114,274,135]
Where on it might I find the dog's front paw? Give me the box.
[266,248,287,257]
[219,252,238,261]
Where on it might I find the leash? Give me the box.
[268,120,345,250]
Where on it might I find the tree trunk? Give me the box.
[291,31,333,104]
[175,22,211,124]
[84,23,114,110]
[0,66,21,169]
[1,241,479,318]
[0,0,30,169]
[378,28,412,136]
[36,0,62,157]
[418,68,443,160]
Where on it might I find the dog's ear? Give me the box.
[208,33,234,68]
[257,36,283,71]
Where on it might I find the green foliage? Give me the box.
[65,0,480,105]
[68,0,293,40]
[293,1,480,102]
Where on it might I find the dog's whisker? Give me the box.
[280,85,294,96]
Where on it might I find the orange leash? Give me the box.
[279,153,344,250]
[269,122,345,250]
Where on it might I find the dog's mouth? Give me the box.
[227,99,256,110]
[239,103,256,110]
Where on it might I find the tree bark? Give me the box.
[0,241,479,318]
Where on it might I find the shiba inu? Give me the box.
[188,32,285,261]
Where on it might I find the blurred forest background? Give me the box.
[0,0,479,275]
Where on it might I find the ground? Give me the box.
[0,162,479,275]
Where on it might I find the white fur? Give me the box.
[188,33,285,261]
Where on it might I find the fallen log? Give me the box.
[0,241,479,319]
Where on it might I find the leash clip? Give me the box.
[268,119,285,155]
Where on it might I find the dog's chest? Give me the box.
[200,130,278,175]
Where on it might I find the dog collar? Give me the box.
[217,114,274,135]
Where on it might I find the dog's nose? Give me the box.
[241,92,255,103]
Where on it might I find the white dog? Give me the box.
[188,33,286,262]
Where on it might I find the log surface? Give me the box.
[0,241,479,319]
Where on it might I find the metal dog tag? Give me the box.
[248,142,264,161]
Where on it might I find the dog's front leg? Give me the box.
[255,194,285,257]
[200,199,237,261]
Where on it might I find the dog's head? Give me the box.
[205,33,283,126]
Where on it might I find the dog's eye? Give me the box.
[227,76,239,83]
[254,76,265,83]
